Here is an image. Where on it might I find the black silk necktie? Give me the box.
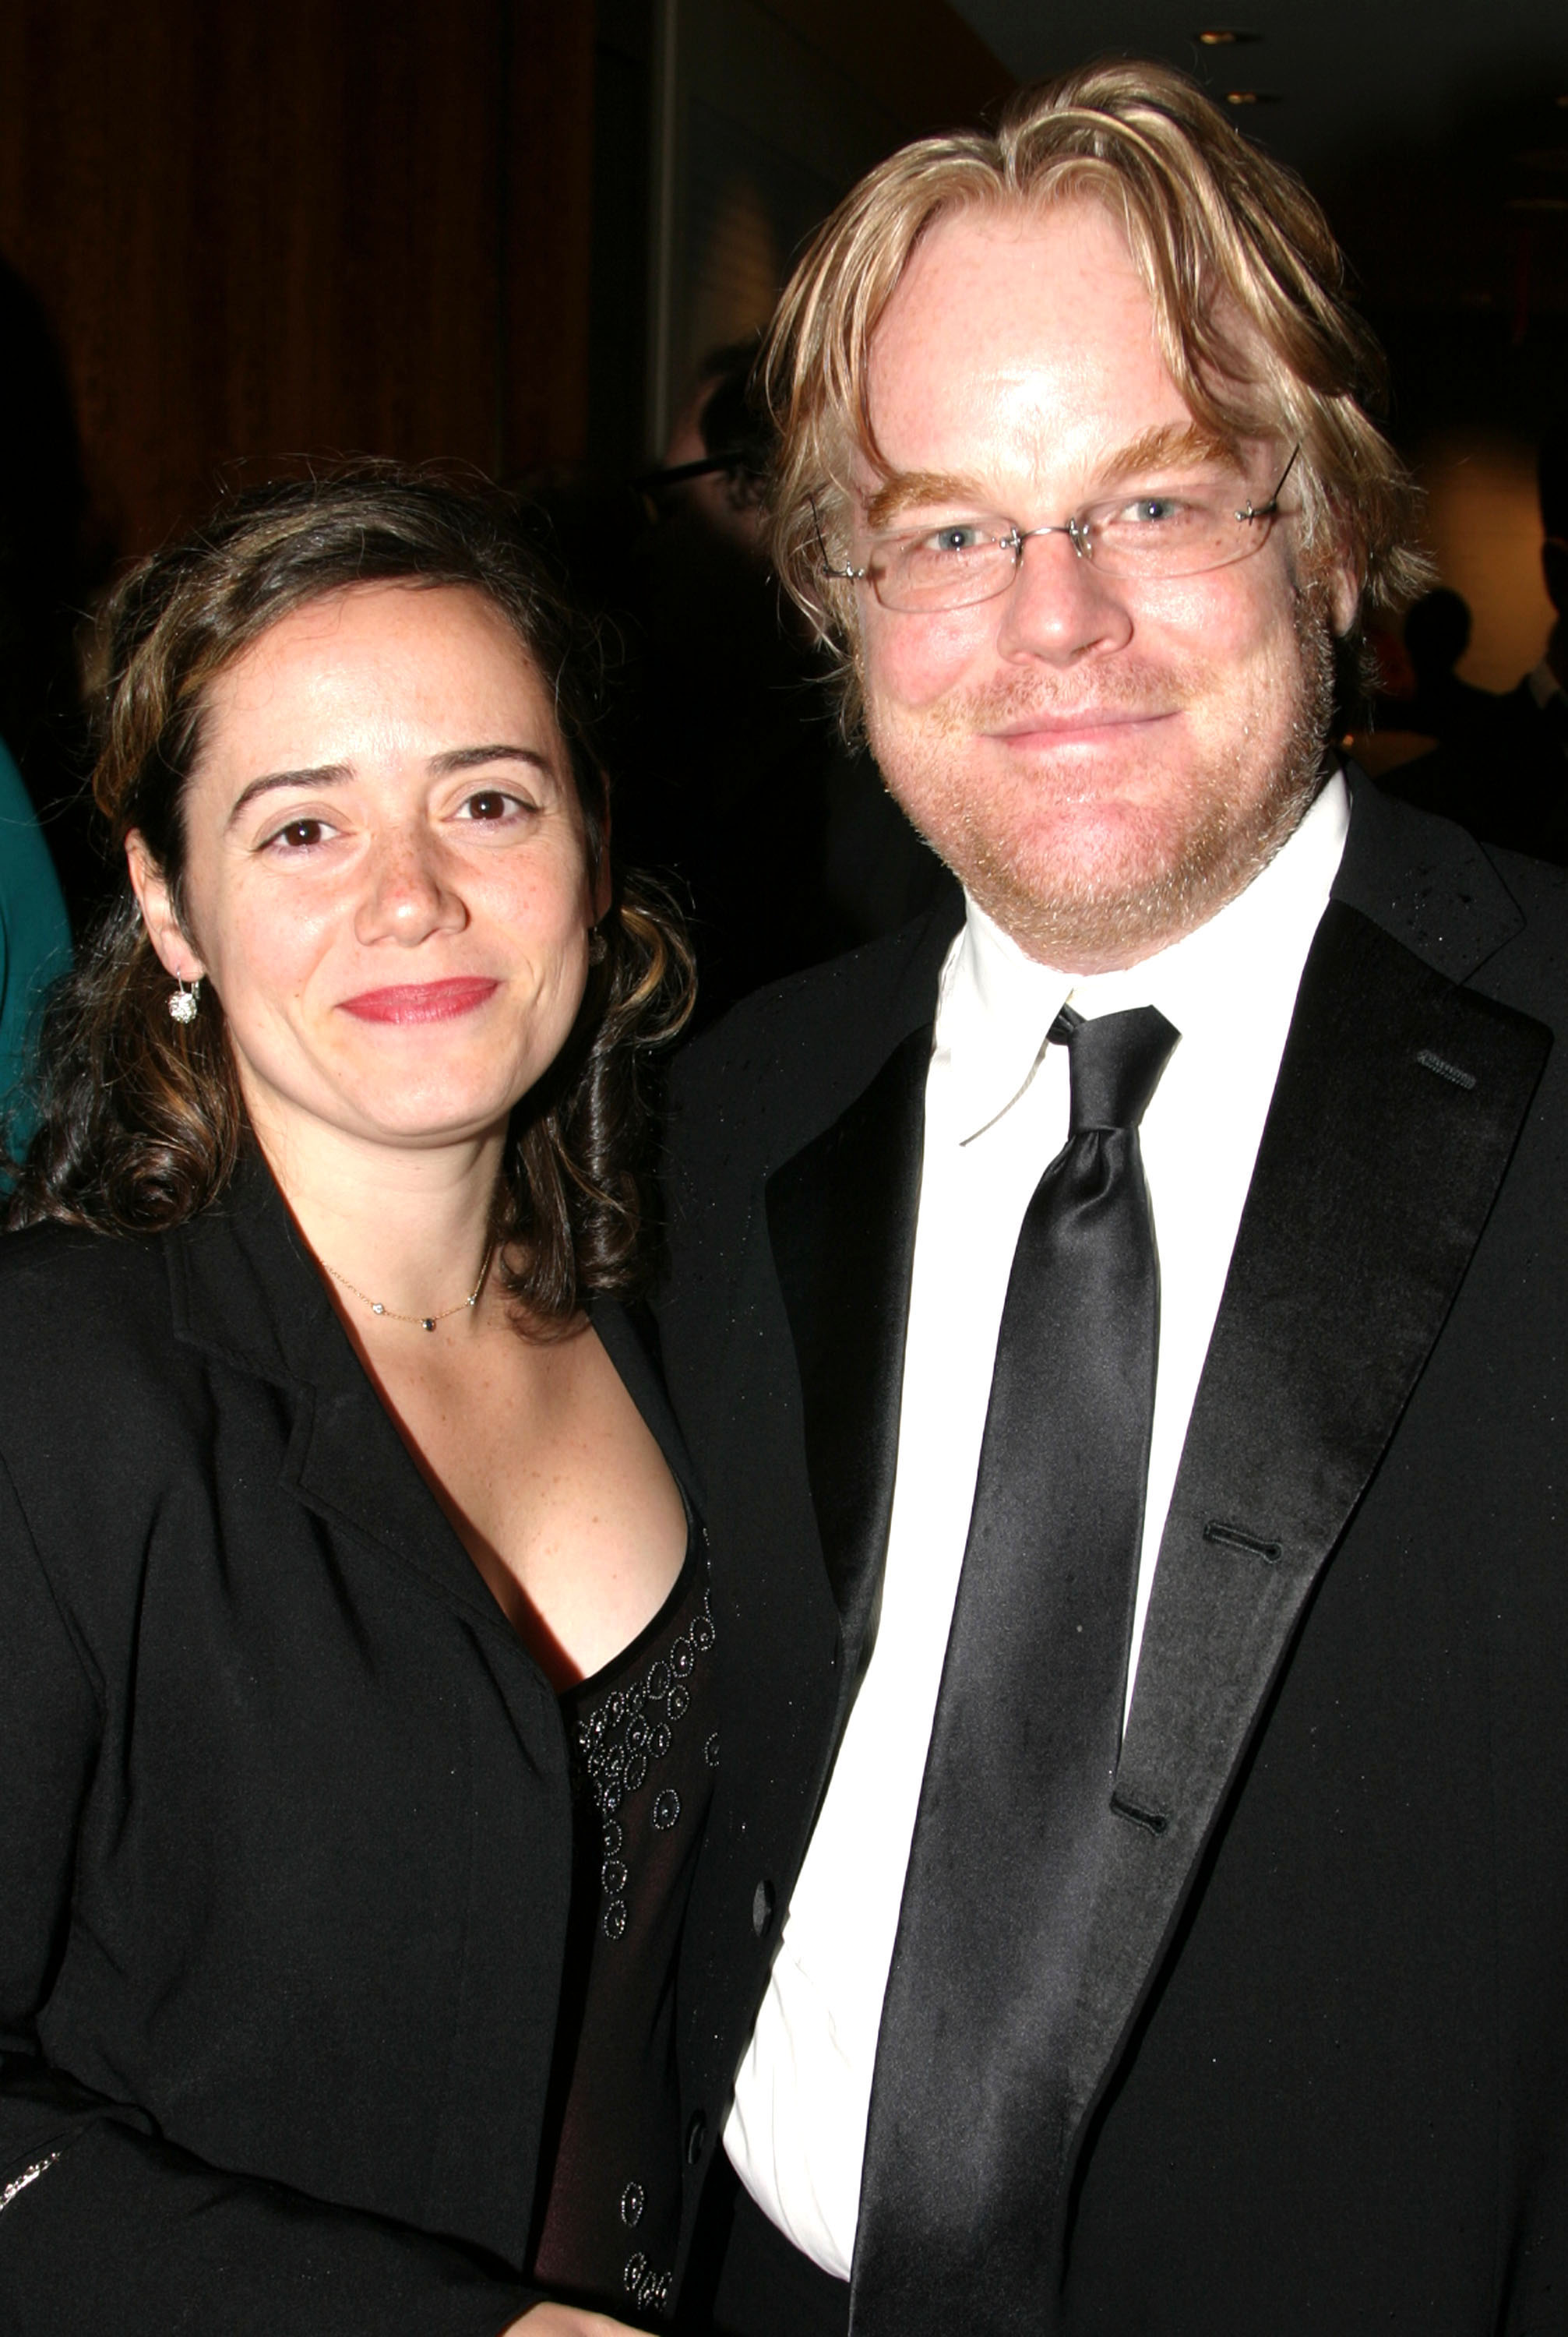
[851,1003,1180,2336]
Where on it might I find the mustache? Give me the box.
[931,659,1210,733]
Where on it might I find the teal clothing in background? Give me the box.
[0,735,70,1141]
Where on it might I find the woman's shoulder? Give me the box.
[0,1218,181,1405]
[0,1214,172,1309]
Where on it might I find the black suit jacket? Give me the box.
[660,781,1568,2333]
[0,1150,694,2335]
[1388,679,1568,863]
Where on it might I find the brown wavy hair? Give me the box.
[763,58,1431,731]
[7,467,694,1325]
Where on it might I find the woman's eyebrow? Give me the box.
[427,744,554,776]
[225,763,350,826]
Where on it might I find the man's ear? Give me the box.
[125,831,206,984]
[1326,549,1360,641]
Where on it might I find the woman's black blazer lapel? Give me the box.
[165,1151,520,1634]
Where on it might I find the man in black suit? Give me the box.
[661,62,1567,2337]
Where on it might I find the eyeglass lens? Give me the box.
[865,468,1291,612]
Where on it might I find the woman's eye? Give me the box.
[265,816,335,851]
[458,789,533,823]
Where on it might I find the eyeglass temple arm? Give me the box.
[1242,442,1302,521]
[809,492,867,582]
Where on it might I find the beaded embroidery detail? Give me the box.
[575,1584,716,1945]
[624,2247,674,2315]
[0,2152,62,2214]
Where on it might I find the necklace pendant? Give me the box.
[372,1302,386,1316]
[422,1317,436,1333]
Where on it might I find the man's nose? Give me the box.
[354,827,468,947]
[992,527,1134,664]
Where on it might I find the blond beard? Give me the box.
[866,588,1339,971]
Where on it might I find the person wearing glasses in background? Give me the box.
[658,62,1568,2337]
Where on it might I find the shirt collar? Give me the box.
[934,769,1351,1144]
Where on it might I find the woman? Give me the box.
[0,472,708,2335]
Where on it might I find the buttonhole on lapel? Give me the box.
[1203,1520,1283,1563]
[1414,1048,1477,1091]
[1109,1793,1168,1836]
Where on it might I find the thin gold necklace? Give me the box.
[325,1237,496,1334]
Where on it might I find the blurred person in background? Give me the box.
[0,728,69,1144]
[0,256,107,926]
[1389,427,1568,859]
[0,470,708,2336]
[611,341,943,1021]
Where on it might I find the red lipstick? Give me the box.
[339,978,499,1025]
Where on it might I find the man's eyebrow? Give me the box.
[862,425,1241,532]
[1091,421,1239,485]
[225,744,553,827]
[865,471,992,530]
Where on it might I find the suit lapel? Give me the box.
[168,1151,513,1633]
[1056,894,1551,2189]
[766,1024,932,1676]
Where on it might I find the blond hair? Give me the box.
[763,59,1428,725]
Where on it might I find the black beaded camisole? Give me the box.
[531,1532,717,2323]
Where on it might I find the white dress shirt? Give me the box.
[724,774,1351,2279]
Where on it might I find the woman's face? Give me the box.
[130,581,604,1161]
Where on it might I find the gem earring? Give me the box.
[167,976,202,1025]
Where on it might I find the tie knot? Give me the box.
[1051,1003,1179,1133]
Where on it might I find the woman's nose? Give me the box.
[353,827,468,947]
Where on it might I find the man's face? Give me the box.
[852,199,1355,971]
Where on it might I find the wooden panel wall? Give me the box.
[0,0,594,563]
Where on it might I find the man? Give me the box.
[661,63,1567,2337]
[1393,428,1568,861]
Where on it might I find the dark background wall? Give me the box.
[0,0,1560,888]
[0,0,597,563]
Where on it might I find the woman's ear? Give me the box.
[125,831,207,983]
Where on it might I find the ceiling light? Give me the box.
[1197,27,1259,41]
[1224,90,1281,105]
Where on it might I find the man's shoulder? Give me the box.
[1341,777,1567,1013]
[669,890,962,1165]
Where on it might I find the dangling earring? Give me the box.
[588,925,608,965]
[167,975,202,1025]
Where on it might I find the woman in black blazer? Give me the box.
[0,474,706,2335]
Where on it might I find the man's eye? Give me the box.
[1119,495,1187,525]
[922,524,992,555]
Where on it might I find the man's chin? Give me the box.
[946,786,1295,971]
